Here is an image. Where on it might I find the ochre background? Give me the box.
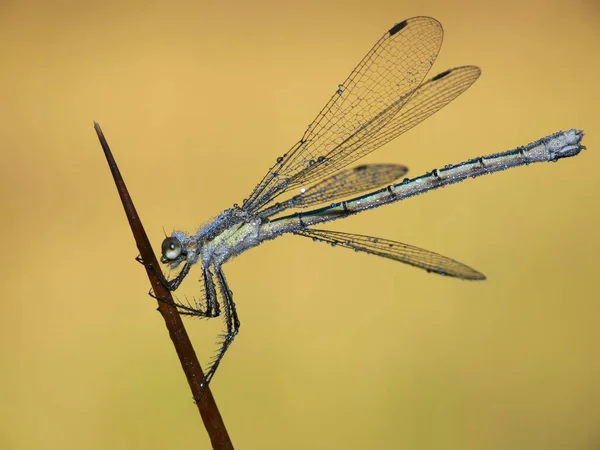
[1,0,599,449]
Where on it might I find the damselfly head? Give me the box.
[161,236,185,264]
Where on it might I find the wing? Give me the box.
[242,17,444,213]
[294,228,486,280]
[294,65,481,186]
[258,163,408,218]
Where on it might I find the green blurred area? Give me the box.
[1,0,599,449]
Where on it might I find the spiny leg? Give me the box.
[195,268,240,401]
[166,262,192,291]
[147,266,222,319]
[136,254,232,399]
[196,266,221,318]
[136,255,214,314]
[135,255,192,291]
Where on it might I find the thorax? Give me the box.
[195,207,264,266]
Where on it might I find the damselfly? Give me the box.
[155,17,585,396]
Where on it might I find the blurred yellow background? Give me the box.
[1,0,599,449]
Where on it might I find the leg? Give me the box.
[135,255,192,291]
[149,266,221,319]
[165,262,191,291]
[136,254,168,286]
[195,268,240,401]
[201,266,221,318]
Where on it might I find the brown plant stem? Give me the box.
[94,122,234,450]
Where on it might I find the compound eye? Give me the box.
[161,237,183,261]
